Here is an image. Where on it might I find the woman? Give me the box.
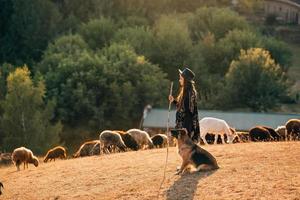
[169,67,200,142]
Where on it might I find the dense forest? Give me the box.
[0,0,296,153]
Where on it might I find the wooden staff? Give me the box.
[157,81,173,199]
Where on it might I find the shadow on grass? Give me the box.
[166,170,217,200]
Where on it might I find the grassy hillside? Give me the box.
[0,142,299,199]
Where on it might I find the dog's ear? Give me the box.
[170,129,179,139]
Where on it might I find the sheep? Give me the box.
[0,182,3,195]
[44,146,67,163]
[0,153,12,166]
[99,130,127,154]
[199,117,237,145]
[249,126,274,142]
[90,142,100,155]
[73,140,100,158]
[262,126,281,141]
[285,119,300,140]
[200,128,241,145]
[114,130,139,151]
[151,134,168,148]
[126,129,154,149]
[12,147,39,171]
[275,126,286,141]
[236,132,250,142]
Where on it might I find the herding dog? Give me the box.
[171,129,219,175]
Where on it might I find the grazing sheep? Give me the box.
[126,129,154,149]
[201,129,240,144]
[199,117,237,145]
[0,153,12,166]
[99,130,127,154]
[73,140,100,158]
[12,147,39,171]
[90,142,100,155]
[115,131,139,151]
[151,134,168,148]
[44,146,67,163]
[236,132,250,142]
[249,126,274,142]
[262,126,281,141]
[285,119,300,140]
[275,126,286,141]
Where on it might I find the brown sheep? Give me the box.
[73,140,100,158]
[275,126,286,141]
[285,119,300,140]
[0,153,12,166]
[249,126,274,142]
[151,134,168,148]
[44,146,67,163]
[115,130,139,151]
[90,142,100,155]
[262,126,281,141]
[236,132,250,142]
[12,147,39,171]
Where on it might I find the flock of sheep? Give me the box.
[1,118,298,171]
[0,117,299,195]
[199,117,300,144]
[0,128,168,172]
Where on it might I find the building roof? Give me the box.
[142,108,300,131]
[266,0,300,8]
[290,0,300,5]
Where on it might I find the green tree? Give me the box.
[153,15,193,80]
[1,66,62,154]
[225,48,288,111]
[112,26,156,61]
[188,7,249,41]
[39,35,168,146]
[0,63,16,101]
[217,29,262,75]
[262,37,292,71]
[100,43,168,127]
[79,18,117,50]
[1,0,61,65]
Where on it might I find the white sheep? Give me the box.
[126,129,154,149]
[12,147,39,171]
[200,117,237,145]
[99,130,127,153]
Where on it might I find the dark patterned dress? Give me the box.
[173,91,200,142]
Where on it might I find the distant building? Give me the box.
[142,108,300,132]
[232,0,300,24]
[264,0,300,24]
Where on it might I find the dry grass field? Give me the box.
[0,142,299,200]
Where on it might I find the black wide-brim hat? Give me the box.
[179,67,195,81]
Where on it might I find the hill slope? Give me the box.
[0,142,299,200]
